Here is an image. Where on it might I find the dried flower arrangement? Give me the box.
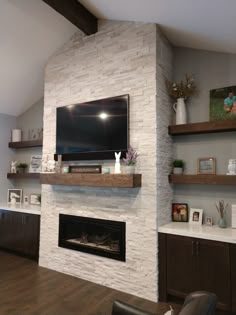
[166,74,197,100]
[123,146,138,166]
[215,200,228,218]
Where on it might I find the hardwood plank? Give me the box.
[169,174,236,185]
[8,140,42,148]
[42,0,98,35]
[7,173,40,179]
[0,251,181,315]
[169,120,236,135]
[40,173,142,188]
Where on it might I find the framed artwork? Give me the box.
[197,157,216,175]
[189,208,203,225]
[172,203,188,222]
[24,195,29,205]
[7,189,23,204]
[29,155,42,173]
[205,217,213,226]
[30,194,41,205]
[210,85,236,121]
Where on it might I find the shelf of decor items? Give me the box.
[8,139,43,148]
[40,173,142,188]
[7,173,40,179]
[168,120,236,136]
[169,174,236,185]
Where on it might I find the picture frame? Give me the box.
[7,189,23,204]
[189,208,203,225]
[197,157,216,175]
[205,216,213,226]
[210,85,236,121]
[29,155,42,173]
[24,195,29,205]
[30,194,41,205]
[172,203,188,222]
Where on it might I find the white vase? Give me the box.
[173,97,187,125]
[125,165,135,174]
[173,167,183,175]
[228,159,236,175]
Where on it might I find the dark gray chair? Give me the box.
[111,291,217,315]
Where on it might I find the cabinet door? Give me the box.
[166,234,195,297]
[22,213,40,259]
[0,210,12,248]
[197,239,230,311]
[230,244,236,312]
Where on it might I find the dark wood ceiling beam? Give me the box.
[42,0,97,35]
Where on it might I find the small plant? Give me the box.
[166,74,197,100]
[215,200,228,218]
[123,146,138,166]
[173,160,184,168]
[17,163,28,169]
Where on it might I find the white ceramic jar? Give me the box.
[228,159,236,175]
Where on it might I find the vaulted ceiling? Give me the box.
[3,0,236,116]
[1,0,77,116]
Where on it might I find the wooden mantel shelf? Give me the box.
[169,120,236,136]
[40,173,142,188]
[169,174,236,185]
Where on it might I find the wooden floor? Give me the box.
[0,251,181,315]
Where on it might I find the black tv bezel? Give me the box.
[55,94,129,161]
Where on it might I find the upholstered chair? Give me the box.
[111,291,217,315]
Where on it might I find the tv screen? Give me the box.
[56,95,129,159]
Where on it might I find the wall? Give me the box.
[173,47,236,224]
[13,98,43,196]
[40,20,173,302]
[0,114,17,201]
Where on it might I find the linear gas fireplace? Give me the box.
[58,214,126,261]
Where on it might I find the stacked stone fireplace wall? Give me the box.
[40,20,173,302]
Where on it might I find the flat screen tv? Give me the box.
[56,95,129,160]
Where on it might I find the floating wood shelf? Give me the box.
[40,173,142,188]
[7,173,40,179]
[168,120,236,136]
[169,174,236,185]
[8,140,43,148]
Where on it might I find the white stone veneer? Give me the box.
[39,20,173,302]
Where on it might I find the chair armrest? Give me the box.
[112,300,155,315]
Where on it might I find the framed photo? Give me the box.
[210,85,236,121]
[205,217,213,226]
[29,155,42,173]
[189,208,203,225]
[197,157,216,174]
[30,194,41,205]
[172,203,188,222]
[7,189,23,204]
[24,195,29,205]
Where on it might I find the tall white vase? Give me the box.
[173,98,187,125]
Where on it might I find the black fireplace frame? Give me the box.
[58,214,126,261]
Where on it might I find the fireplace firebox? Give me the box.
[59,214,126,261]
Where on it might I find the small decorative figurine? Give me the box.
[114,152,121,174]
[47,160,56,172]
[10,161,17,173]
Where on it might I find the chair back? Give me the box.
[179,291,217,315]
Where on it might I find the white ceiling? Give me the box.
[3,0,236,116]
[1,0,77,116]
[80,0,236,55]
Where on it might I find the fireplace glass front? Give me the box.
[58,214,126,261]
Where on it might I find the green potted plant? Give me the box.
[16,163,28,174]
[173,159,184,175]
